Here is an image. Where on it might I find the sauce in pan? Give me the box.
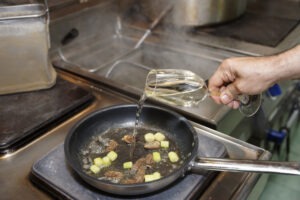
[80,127,184,184]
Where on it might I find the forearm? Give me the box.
[272,44,300,82]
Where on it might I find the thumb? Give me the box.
[220,84,240,104]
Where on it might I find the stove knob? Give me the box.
[267,83,282,99]
[267,129,286,145]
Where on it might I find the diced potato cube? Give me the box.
[152,152,161,162]
[144,133,155,142]
[94,157,104,167]
[90,165,100,174]
[107,151,118,161]
[144,174,155,182]
[160,140,169,148]
[154,132,165,141]
[152,172,161,179]
[102,156,111,166]
[144,172,161,182]
[123,161,133,169]
[168,151,179,163]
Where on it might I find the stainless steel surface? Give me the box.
[50,0,298,135]
[175,0,247,26]
[0,71,133,199]
[1,1,294,199]
[0,3,47,20]
[56,35,134,72]
[52,27,242,127]
[193,124,271,200]
[0,70,271,200]
[124,0,299,131]
[123,0,299,55]
[193,157,300,175]
[174,0,247,26]
[134,4,172,49]
[0,1,56,95]
[136,0,247,26]
[171,0,300,55]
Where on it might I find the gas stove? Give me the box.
[0,70,271,200]
[30,132,225,200]
[0,71,133,199]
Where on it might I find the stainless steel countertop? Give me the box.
[48,0,297,140]
[0,71,271,199]
[49,0,244,132]
[3,0,293,198]
[0,71,132,199]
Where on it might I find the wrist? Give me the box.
[275,45,300,81]
[271,53,287,82]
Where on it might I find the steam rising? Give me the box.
[52,0,221,85]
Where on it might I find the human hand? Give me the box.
[208,56,276,109]
[208,45,300,109]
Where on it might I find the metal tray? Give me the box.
[97,42,221,87]
[56,35,135,72]
[0,0,56,95]
[54,36,235,125]
[94,42,228,122]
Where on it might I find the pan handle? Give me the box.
[190,157,300,175]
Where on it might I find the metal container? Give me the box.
[0,0,56,95]
[139,0,248,26]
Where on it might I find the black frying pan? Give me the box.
[64,104,300,195]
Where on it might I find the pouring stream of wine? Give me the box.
[130,93,147,159]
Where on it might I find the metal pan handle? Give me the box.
[191,157,300,175]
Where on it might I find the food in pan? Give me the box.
[80,127,183,184]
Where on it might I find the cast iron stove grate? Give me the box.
[0,77,94,154]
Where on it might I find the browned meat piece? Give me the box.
[121,166,146,184]
[121,154,154,184]
[144,141,160,149]
[122,135,135,144]
[105,140,118,152]
[135,165,146,183]
[131,157,146,172]
[132,154,154,171]
[104,171,124,180]
[145,153,154,165]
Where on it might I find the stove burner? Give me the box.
[0,77,94,154]
[31,134,226,199]
[195,12,299,47]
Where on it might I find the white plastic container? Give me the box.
[0,0,56,95]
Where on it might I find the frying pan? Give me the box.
[64,104,300,195]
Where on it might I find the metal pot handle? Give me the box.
[190,157,300,175]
